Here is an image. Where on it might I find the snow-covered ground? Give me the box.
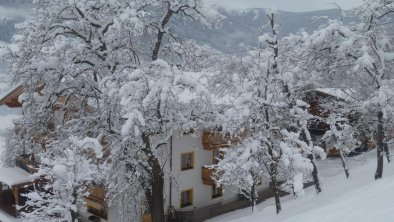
[0,212,20,222]
[207,151,394,222]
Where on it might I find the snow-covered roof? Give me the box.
[314,88,354,101]
[0,167,32,186]
[0,84,23,107]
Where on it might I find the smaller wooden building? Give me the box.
[0,166,34,217]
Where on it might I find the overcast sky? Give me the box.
[0,5,28,18]
[203,0,363,12]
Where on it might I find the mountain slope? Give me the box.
[175,8,349,51]
[0,2,344,50]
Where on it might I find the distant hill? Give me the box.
[0,3,348,93]
[0,2,352,114]
[174,8,353,51]
[0,1,346,50]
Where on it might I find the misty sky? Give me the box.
[0,5,28,18]
[203,0,363,12]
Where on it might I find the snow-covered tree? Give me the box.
[7,0,221,221]
[6,1,143,220]
[214,139,267,212]
[21,136,102,222]
[109,58,214,221]
[2,127,23,167]
[280,130,314,197]
[322,114,359,178]
[302,0,394,179]
[101,1,221,222]
[213,10,315,214]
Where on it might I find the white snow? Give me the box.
[315,88,355,101]
[0,114,19,129]
[0,212,20,222]
[207,151,394,222]
[0,167,32,186]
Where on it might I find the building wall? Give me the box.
[79,132,268,221]
[165,133,267,211]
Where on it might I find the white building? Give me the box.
[81,131,268,222]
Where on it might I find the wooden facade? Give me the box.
[202,131,247,150]
[0,83,45,108]
[304,90,334,132]
[0,85,24,108]
[0,181,35,217]
[303,89,378,157]
[201,166,217,186]
[15,155,39,174]
[86,186,108,220]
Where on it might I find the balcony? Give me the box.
[86,196,108,220]
[201,166,218,186]
[15,155,39,174]
[202,131,247,150]
[86,186,108,220]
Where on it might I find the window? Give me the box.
[212,185,223,198]
[180,189,193,207]
[213,149,224,164]
[181,152,194,171]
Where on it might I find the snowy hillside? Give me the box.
[175,8,349,51]
[207,151,394,222]
[0,0,344,51]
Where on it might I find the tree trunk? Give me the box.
[151,9,173,61]
[250,183,256,212]
[339,149,349,178]
[71,210,79,222]
[271,176,281,214]
[384,142,390,163]
[375,111,384,180]
[150,159,166,222]
[299,128,322,193]
[308,154,322,193]
[143,133,166,222]
[71,188,80,222]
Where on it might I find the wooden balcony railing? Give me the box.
[201,166,217,186]
[202,131,247,150]
[86,185,108,219]
[85,195,108,220]
[15,155,39,174]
